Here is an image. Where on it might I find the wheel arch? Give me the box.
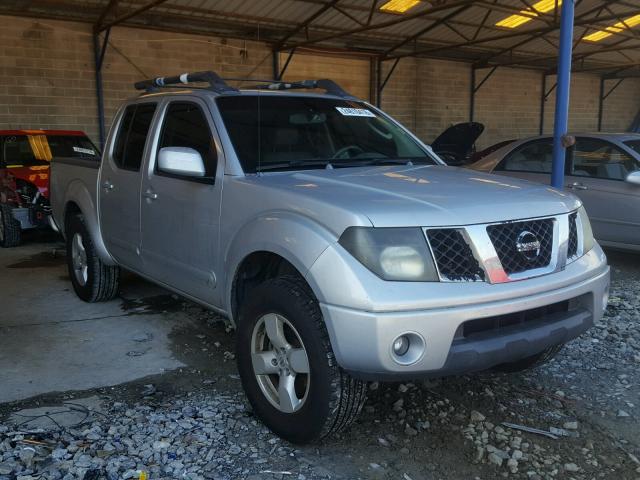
[60,181,116,266]
[224,212,337,325]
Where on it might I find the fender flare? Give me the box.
[224,211,337,324]
[62,179,116,266]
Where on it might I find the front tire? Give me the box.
[236,276,367,443]
[0,204,21,248]
[66,213,120,302]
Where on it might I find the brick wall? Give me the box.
[0,18,97,138]
[280,51,371,101]
[600,77,640,133]
[473,67,542,148]
[415,58,471,143]
[380,57,419,132]
[1,14,638,149]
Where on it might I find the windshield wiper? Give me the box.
[257,160,333,172]
[333,158,414,168]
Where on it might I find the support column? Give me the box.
[550,0,575,189]
[93,28,110,150]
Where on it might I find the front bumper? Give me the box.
[314,246,609,380]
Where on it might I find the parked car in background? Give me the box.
[469,133,640,252]
[431,122,484,166]
[0,129,99,247]
[469,139,516,163]
[51,72,609,443]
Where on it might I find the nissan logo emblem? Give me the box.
[516,231,541,261]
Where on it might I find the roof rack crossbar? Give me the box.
[247,79,357,100]
[134,71,238,94]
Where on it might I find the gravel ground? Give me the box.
[1,250,639,480]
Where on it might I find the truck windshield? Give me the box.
[216,95,436,173]
[0,134,99,167]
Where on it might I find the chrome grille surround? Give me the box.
[424,211,584,284]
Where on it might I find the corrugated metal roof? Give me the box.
[1,0,639,76]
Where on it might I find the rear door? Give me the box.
[99,102,157,270]
[139,98,222,303]
[565,137,640,247]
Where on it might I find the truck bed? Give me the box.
[49,156,100,236]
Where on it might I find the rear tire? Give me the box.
[66,213,120,302]
[493,344,564,373]
[236,276,367,444]
[0,204,21,248]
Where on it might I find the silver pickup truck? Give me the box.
[50,71,610,443]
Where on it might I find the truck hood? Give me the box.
[258,165,579,227]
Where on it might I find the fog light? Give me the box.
[393,335,410,356]
[390,332,425,366]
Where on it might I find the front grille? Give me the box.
[427,229,485,282]
[567,212,578,258]
[455,300,569,340]
[487,219,554,275]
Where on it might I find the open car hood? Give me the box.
[431,122,484,164]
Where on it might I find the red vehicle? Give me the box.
[0,130,99,247]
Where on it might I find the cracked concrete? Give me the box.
[0,233,185,404]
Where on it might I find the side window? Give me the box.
[497,140,553,173]
[157,102,217,180]
[113,106,135,168]
[112,103,157,171]
[571,138,638,181]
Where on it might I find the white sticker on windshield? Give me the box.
[335,107,376,117]
[73,146,95,155]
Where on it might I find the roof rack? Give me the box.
[134,71,239,94]
[133,71,357,100]
[245,79,358,100]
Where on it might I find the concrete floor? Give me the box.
[0,232,185,404]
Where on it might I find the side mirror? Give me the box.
[158,147,205,177]
[626,171,640,185]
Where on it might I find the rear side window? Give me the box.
[0,134,99,167]
[571,138,638,181]
[497,140,553,173]
[157,102,217,179]
[113,103,157,171]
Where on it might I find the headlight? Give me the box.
[578,206,594,254]
[338,227,438,281]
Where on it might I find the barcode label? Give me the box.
[73,146,96,155]
[335,107,376,117]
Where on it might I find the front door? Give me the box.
[140,99,222,303]
[99,102,157,269]
[565,137,640,247]
[492,138,554,185]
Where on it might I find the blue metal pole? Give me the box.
[551,0,575,189]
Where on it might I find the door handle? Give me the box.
[567,182,587,190]
[143,190,158,200]
[102,180,114,191]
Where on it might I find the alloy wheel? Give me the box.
[250,313,310,413]
[71,233,88,286]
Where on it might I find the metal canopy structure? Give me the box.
[2,0,640,78]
